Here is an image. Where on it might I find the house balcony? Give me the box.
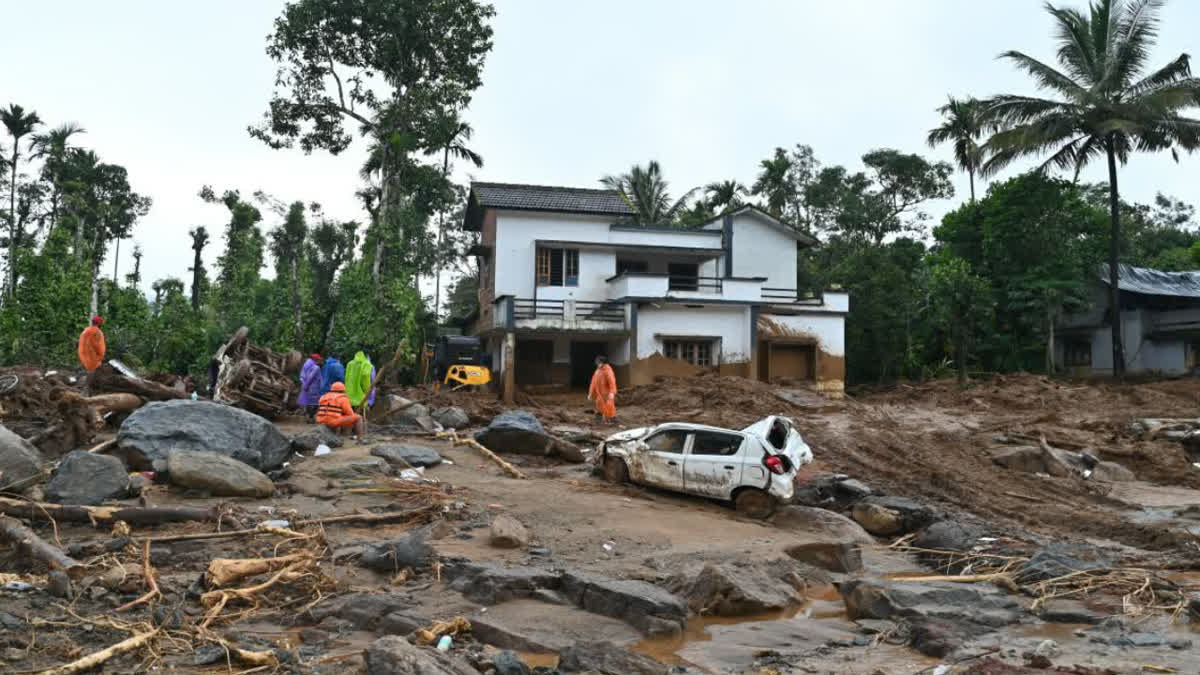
[492,296,628,333]
[606,272,765,302]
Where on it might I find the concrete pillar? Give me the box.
[503,332,516,406]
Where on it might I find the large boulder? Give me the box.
[117,400,291,471]
[561,570,688,635]
[0,425,43,490]
[992,444,1135,482]
[166,450,274,498]
[490,514,531,549]
[839,578,1023,627]
[360,527,432,572]
[859,496,934,532]
[557,641,670,675]
[45,451,128,505]
[474,411,554,456]
[444,563,560,605]
[432,407,470,430]
[785,541,863,574]
[851,502,904,536]
[372,444,443,468]
[491,651,531,675]
[667,561,801,617]
[770,505,874,544]
[363,635,478,675]
[793,473,872,508]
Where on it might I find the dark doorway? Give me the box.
[570,341,608,389]
[516,339,553,385]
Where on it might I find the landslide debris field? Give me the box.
[2,371,1200,674]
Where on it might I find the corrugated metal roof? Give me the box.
[471,182,634,216]
[1101,264,1200,298]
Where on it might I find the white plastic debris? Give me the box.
[1193,462,1200,469]
[257,506,276,513]
[602,541,615,553]
[3,581,35,591]
[1082,469,1093,479]
[436,635,452,652]
[932,666,950,675]
[314,444,332,456]
[262,520,290,529]
[398,468,425,480]
[45,370,58,377]
[442,459,455,465]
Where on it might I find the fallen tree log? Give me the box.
[92,364,187,401]
[37,628,159,675]
[0,514,83,578]
[0,497,223,526]
[82,393,144,414]
[438,431,527,479]
[206,551,313,588]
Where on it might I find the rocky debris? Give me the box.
[991,444,1135,482]
[910,519,993,572]
[47,569,72,599]
[291,427,343,454]
[45,451,128,505]
[474,409,587,463]
[0,425,44,490]
[769,505,875,544]
[318,456,392,479]
[557,641,670,675]
[379,612,429,636]
[469,614,567,653]
[1037,599,1106,624]
[445,563,561,605]
[432,407,470,430]
[165,450,274,498]
[492,651,531,675]
[667,560,810,617]
[117,400,291,471]
[381,397,437,432]
[793,473,873,508]
[363,635,478,675]
[850,502,904,536]
[907,615,985,658]
[360,527,432,572]
[550,425,604,445]
[490,514,531,548]
[1017,545,1110,583]
[785,541,863,573]
[371,444,443,468]
[859,495,934,532]
[305,593,416,632]
[561,569,687,636]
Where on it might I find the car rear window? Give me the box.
[691,431,742,456]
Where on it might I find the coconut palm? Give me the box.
[704,180,747,214]
[927,97,989,202]
[600,161,698,227]
[429,116,482,323]
[1,104,43,298]
[981,0,1200,379]
[751,148,794,217]
[31,122,86,233]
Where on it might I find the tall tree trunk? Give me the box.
[372,145,390,292]
[8,148,17,300]
[1045,304,1055,375]
[191,245,203,310]
[291,257,302,350]
[1105,138,1124,380]
[433,146,450,326]
[112,238,120,284]
[968,169,976,203]
[955,326,967,387]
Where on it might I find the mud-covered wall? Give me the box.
[635,305,752,362]
[758,313,845,395]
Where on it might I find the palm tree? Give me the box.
[751,148,794,217]
[927,97,989,202]
[430,117,482,324]
[980,0,1200,379]
[600,161,698,227]
[704,180,747,214]
[31,122,85,233]
[1,104,42,298]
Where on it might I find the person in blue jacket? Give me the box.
[321,355,345,395]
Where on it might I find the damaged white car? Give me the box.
[599,416,813,518]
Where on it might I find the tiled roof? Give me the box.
[471,182,634,216]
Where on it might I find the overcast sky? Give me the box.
[3,0,1199,293]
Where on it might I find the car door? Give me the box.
[682,430,746,498]
[637,428,688,491]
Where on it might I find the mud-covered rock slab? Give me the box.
[0,425,44,490]
[557,641,670,675]
[561,570,687,635]
[444,562,560,605]
[371,444,443,468]
[118,400,291,470]
[167,450,274,498]
[364,635,478,675]
[45,451,128,505]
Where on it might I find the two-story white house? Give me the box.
[463,182,848,402]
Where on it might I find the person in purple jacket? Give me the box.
[298,353,324,421]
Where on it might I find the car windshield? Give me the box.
[645,429,688,453]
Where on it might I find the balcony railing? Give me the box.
[762,287,824,303]
[668,275,723,293]
[510,297,625,326]
[575,300,625,323]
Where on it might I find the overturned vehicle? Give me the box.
[599,415,812,518]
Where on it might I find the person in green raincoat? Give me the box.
[344,351,376,408]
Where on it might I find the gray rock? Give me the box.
[557,641,670,675]
[361,528,432,572]
[1018,546,1109,583]
[490,514,531,548]
[1169,637,1192,650]
[474,411,554,456]
[193,643,225,666]
[857,495,934,533]
[325,593,410,630]
[118,400,291,470]
[47,570,72,599]
[1118,633,1166,648]
[851,502,904,536]
[443,562,560,605]
[318,456,392,479]
[770,505,875,544]
[470,615,568,653]
[372,444,443,468]
[912,520,987,553]
[793,473,872,507]
[432,407,470,430]
[492,651,531,675]
[45,451,129,505]
[839,578,1022,628]
[907,616,987,658]
[785,541,863,573]
[379,612,429,636]
[0,425,43,490]
[166,450,274,498]
[363,635,478,675]
[1039,599,1106,624]
[291,427,343,453]
[561,569,687,635]
[667,561,800,617]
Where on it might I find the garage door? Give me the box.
[768,344,815,382]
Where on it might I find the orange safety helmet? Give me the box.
[331,382,346,392]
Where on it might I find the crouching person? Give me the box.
[316,382,363,441]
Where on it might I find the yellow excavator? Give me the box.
[427,336,492,390]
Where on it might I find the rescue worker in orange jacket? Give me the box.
[588,355,617,423]
[316,381,364,440]
[78,316,107,394]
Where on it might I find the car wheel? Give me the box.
[603,456,630,484]
[734,488,776,519]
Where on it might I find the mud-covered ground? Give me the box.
[3,374,1200,674]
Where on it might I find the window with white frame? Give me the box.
[536,247,579,286]
[663,340,714,367]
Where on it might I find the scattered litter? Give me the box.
[932,666,950,675]
[398,468,425,480]
[602,541,615,553]
[1193,463,1200,469]
[436,635,452,651]
[442,459,454,465]
[258,506,276,513]
[261,520,291,529]
[3,581,35,592]
[45,370,57,377]
[314,444,332,456]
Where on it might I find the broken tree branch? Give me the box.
[199,560,314,628]
[114,540,160,612]
[437,431,527,479]
[0,497,222,526]
[887,572,1020,593]
[205,551,313,588]
[0,514,83,578]
[87,438,118,454]
[36,627,159,675]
